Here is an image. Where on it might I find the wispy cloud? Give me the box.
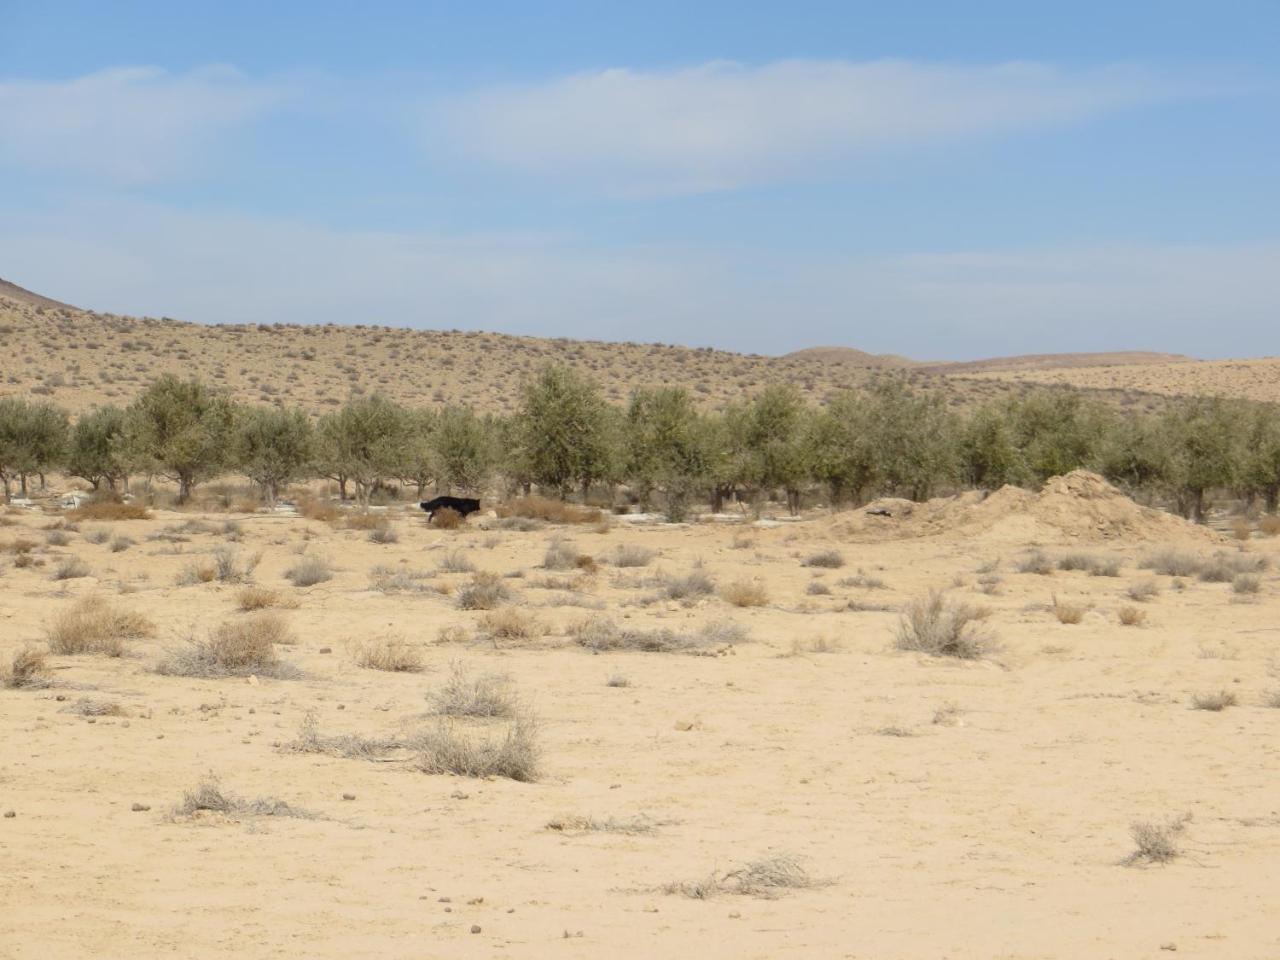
[436,59,1203,195]
[2,202,1272,359]
[0,66,285,182]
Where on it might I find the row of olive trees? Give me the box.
[3,367,1279,521]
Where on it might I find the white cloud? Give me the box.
[0,66,284,182]
[1,202,1274,360]
[438,59,1197,195]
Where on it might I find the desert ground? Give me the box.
[3,474,1280,960]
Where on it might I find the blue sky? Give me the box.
[1,1,1276,358]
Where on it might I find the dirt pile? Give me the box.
[838,470,1222,544]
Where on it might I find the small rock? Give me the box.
[342,793,356,801]
[443,907,452,913]
[1160,945,1178,952]
[86,718,96,724]
[248,707,255,714]
[450,790,469,800]
[438,897,451,903]
[131,803,150,812]
[3,811,15,818]
[318,647,332,654]
[55,694,66,702]
[470,925,481,934]
[728,911,741,919]
[156,734,164,739]
[337,704,345,710]
[506,908,514,914]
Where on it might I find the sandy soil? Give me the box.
[3,481,1280,959]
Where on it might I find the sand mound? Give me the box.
[839,470,1222,545]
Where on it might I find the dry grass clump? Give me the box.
[284,555,333,587]
[1051,595,1086,625]
[1259,514,1280,536]
[1264,690,1280,709]
[46,596,154,656]
[1117,605,1147,627]
[171,775,310,820]
[84,528,110,545]
[368,525,399,544]
[478,608,547,642]
[721,578,768,607]
[570,616,746,653]
[806,580,832,595]
[1232,573,1262,595]
[2,645,52,688]
[456,571,514,609]
[236,585,295,611]
[662,568,716,601]
[1190,690,1238,711]
[348,634,424,672]
[1142,548,1201,577]
[496,496,601,525]
[109,534,134,552]
[1197,551,1268,583]
[67,499,150,522]
[431,507,463,529]
[802,549,845,569]
[414,714,539,782]
[343,510,390,531]
[295,494,339,523]
[1125,815,1190,865]
[66,697,128,717]
[368,565,435,593]
[1231,517,1253,541]
[1127,579,1160,602]
[428,663,516,717]
[613,544,656,567]
[156,616,299,679]
[51,556,90,580]
[437,549,476,574]
[176,560,217,585]
[542,538,579,570]
[1016,549,1054,575]
[1056,552,1096,572]
[285,713,400,759]
[212,547,260,583]
[894,591,993,659]
[664,856,814,899]
[546,814,658,835]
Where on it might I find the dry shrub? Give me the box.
[66,697,127,717]
[570,616,745,653]
[478,608,547,642]
[1259,514,1280,537]
[368,565,434,593]
[213,547,260,583]
[1233,573,1261,595]
[1056,552,1096,572]
[546,814,657,835]
[428,663,516,717]
[171,775,308,820]
[349,634,424,672]
[156,616,298,679]
[431,507,463,529]
[613,544,655,567]
[3,645,51,688]
[286,712,399,759]
[721,578,768,607]
[662,569,716,601]
[343,510,387,531]
[368,525,399,544]
[496,496,601,525]
[1197,551,1268,583]
[1051,595,1086,625]
[1142,548,1201,577]
[665,856,813,899]
[414,714,539,782]
[67,499,150,522]
[1190,690,1238,711]
[236,585,294,611]
[437,549,476,573]
[285,555,333,587]
[1127,579,1160,602]
[802,549,845,569]
[1231,517,1253,541]
[296,494,339,523]
[84,528,110,545]
[574,553,598,574]
[46,596,154,656]
[1016,549,1055,575]
[806,580,832,595]
[456,571,513,610]
[1117,605,1147,627]
[109,535,134,553]
[51,556,90,580]
[5,537,38,554]
[894,591,993,659]
[542,538,579,570]
[1125,815,1190,865]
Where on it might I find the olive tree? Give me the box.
[809,390,877,506]
[1159,397,1243,521]
[124,376,235,503]
[232,405,314,506]
[625,386,709,520]
[0,398,70,500]
[516,364,613,499]
[66,405,130,492]
[433,405,493,494]
[315,395,410,505]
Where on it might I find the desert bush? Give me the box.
[1233,573,1262,595]
[296,494,339,523]
[976,572,1002,594]
[84,528,110,545]
[3,645,51,688]
[109,535,134,553]
[343,510,388,531]
[1142,548,1201,577]
[286,712,399,759]
[662,569,716,601]
[1260,515,1280,537]
[574,553,598,573]
[606,674,631,688]
[542,538,578,570]
[894,591,993,659]
[1056,552,1095,572]
[1088,558,1123,577]
[806,580,832,596]
[349,634,424,672]
[437,549,476,574]
[1051,595,1086,624]
[431,507,463,529]
[171,775,308,820]
[664,856,813,899]
[1231,517,1253,541]
[546,814,655,834]
[1117,606,1147,627]
[46,597,154,655]
[66,697,127,716]
[721,579,768,607]
[236,585,291,610]
[368,565,434,593]
[613,544,656,567]
[570,616,745,653]
[176,561,217,585]
[285,555,333,587]
[1197,551,1268,583]
[1264,690,1280,709]
[493,516,540,532]
[839,570,887,590]
[1191,690,1238,711]
[67,499,150,522]
[456,571,513,609]
[802,549,845,569]
[496,496,601,525]
[1125,815,1189,865]
[213,547,259,584]
[1016,549,1054,575]
[51,557,90,580]
[414,715,539,781]
[478,608,547,642]
[156,616,298,679]
[1127,579,1160,602]
[368,525,399,544]
[428,663,517,717]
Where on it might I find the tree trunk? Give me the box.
[19,474,28,497]
[178,473,193,504]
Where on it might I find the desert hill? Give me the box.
[0,277,1247,415]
